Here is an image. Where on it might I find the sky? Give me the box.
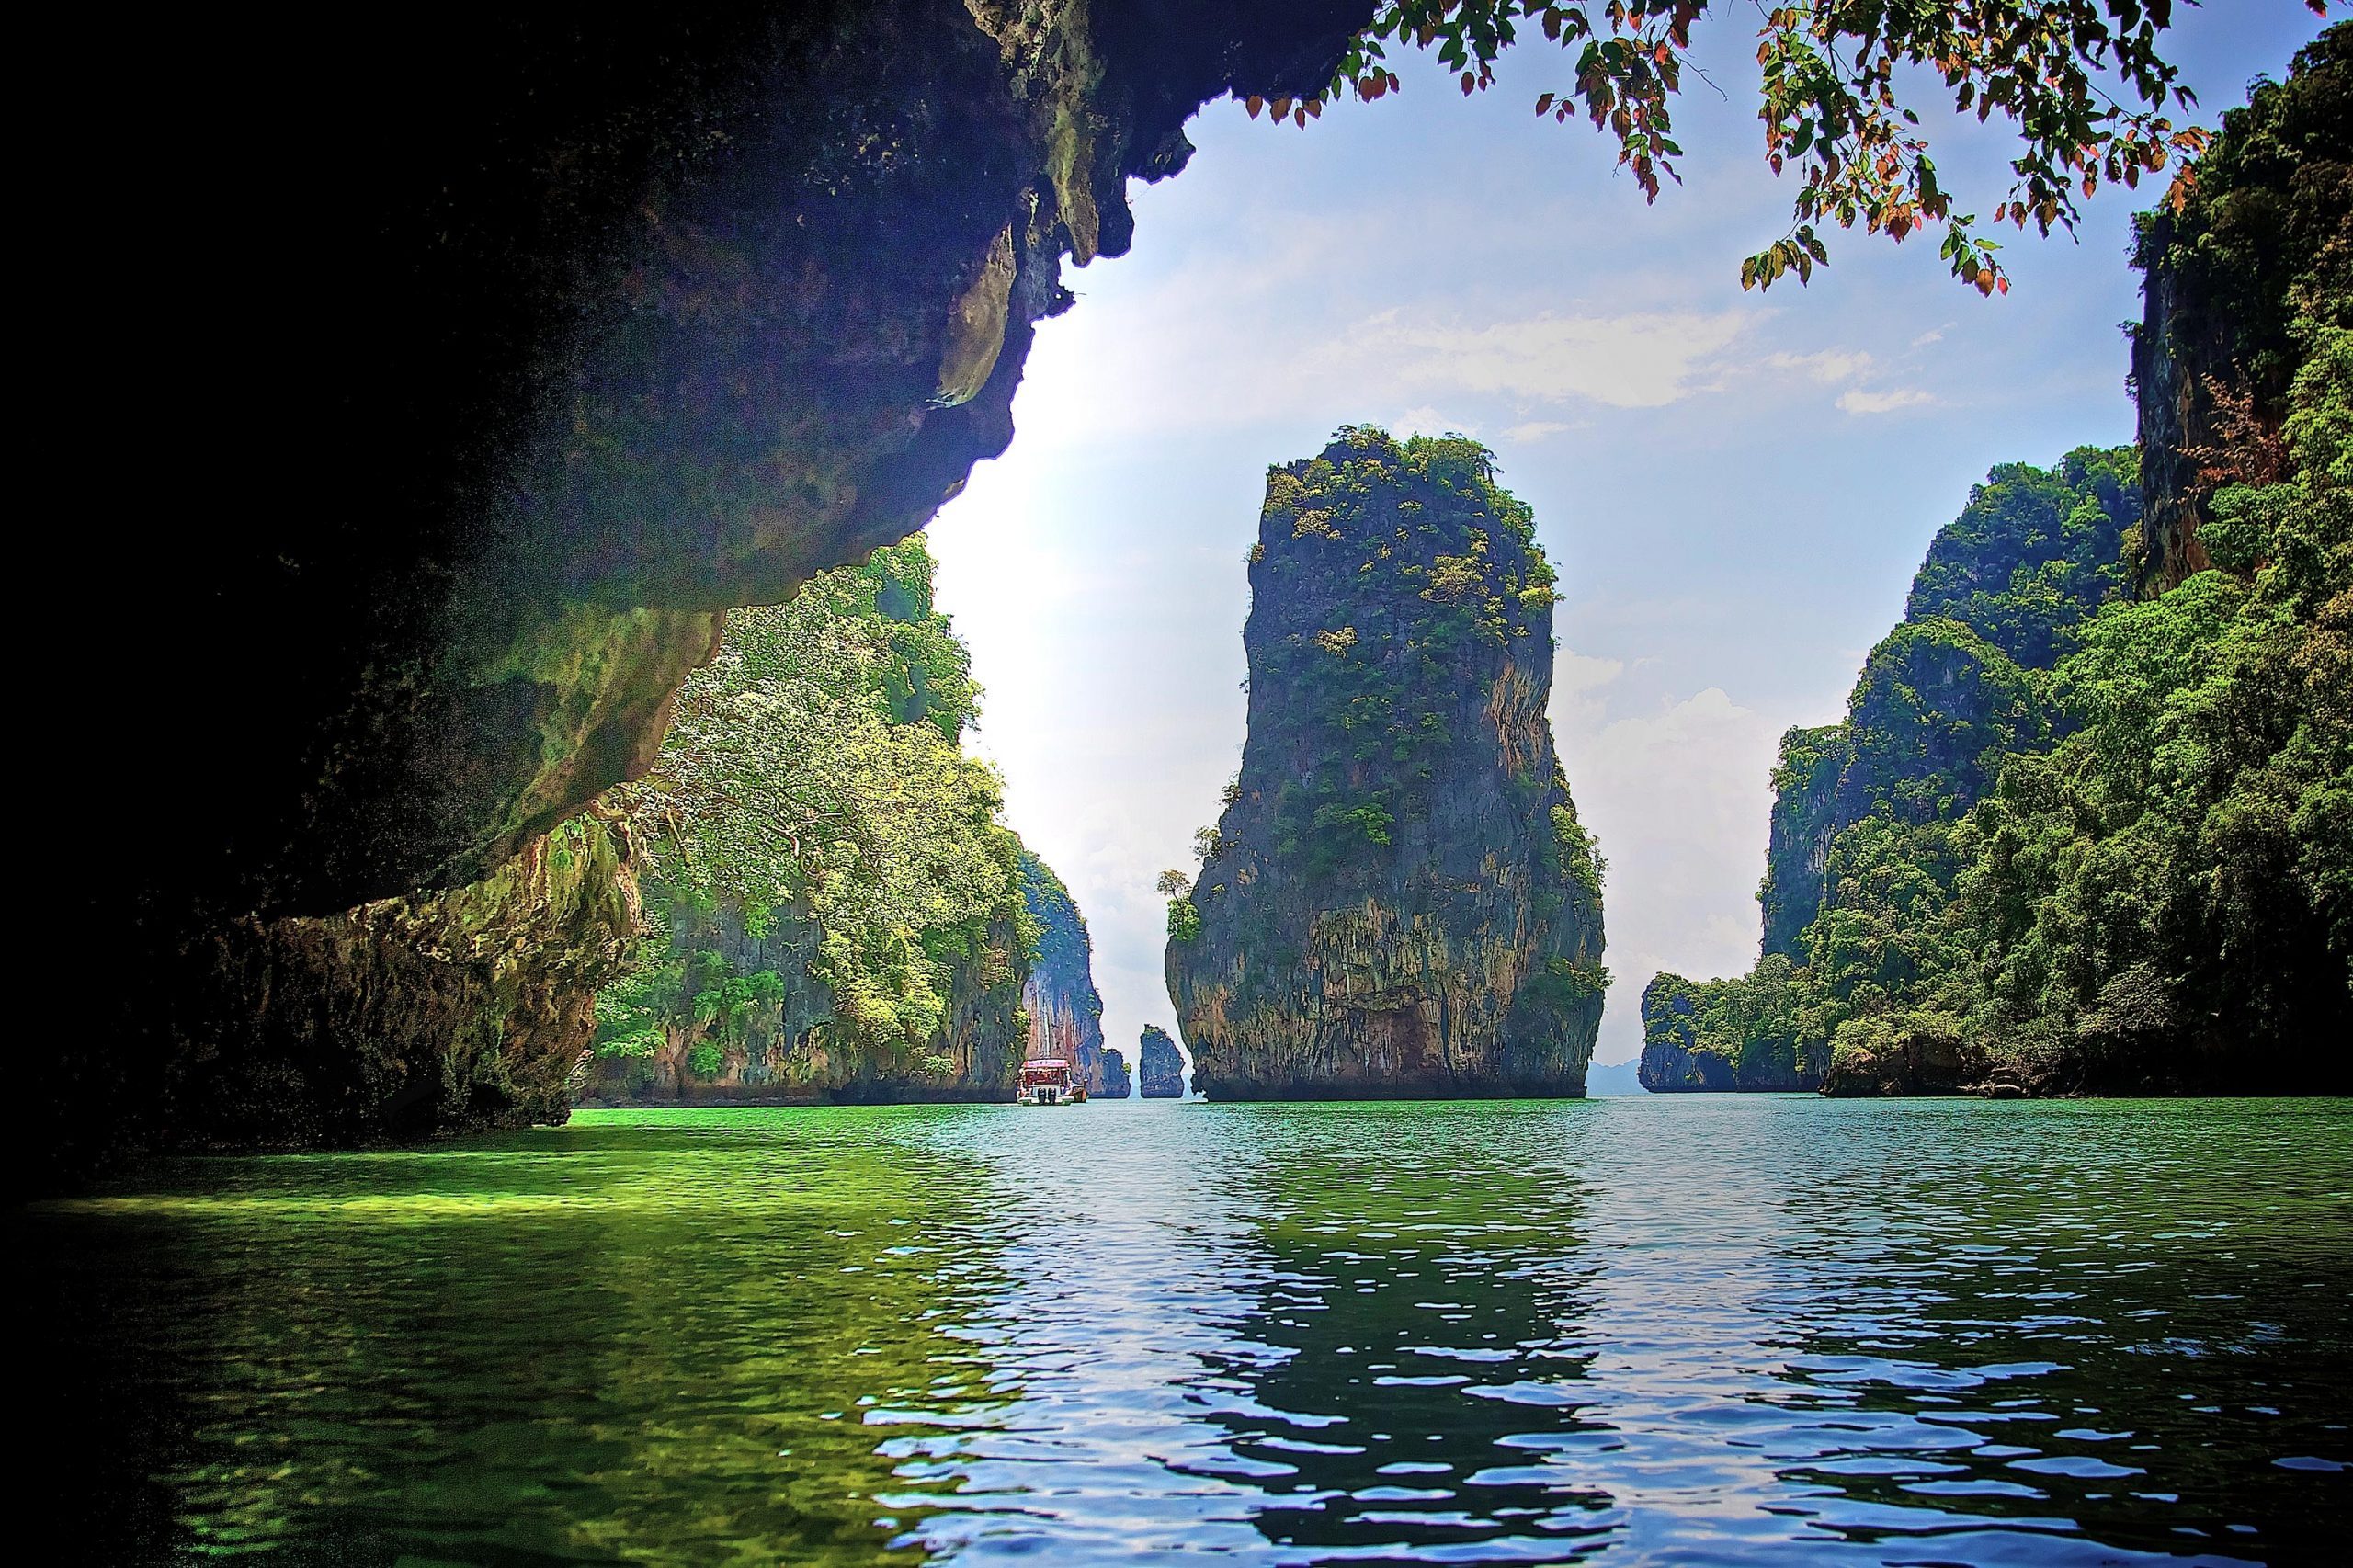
[927,6,2333,1074]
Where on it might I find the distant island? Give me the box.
[1138,1027,1186,1098]
[1583,1060,1647,1096]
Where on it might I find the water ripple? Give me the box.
[23,1096,2352,1563]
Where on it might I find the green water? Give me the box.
[27,1096,2352,1564]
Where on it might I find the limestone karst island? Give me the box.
[37,6,2350,1564]
[1167,429,1608,1098]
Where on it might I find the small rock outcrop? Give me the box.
[1020,854,1124,1097]
[1138,1027,1187,1098]
[1100,1048,1133,1098]
[1820,1013,1993,1098]
[1165,428,1607,1099]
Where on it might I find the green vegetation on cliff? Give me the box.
[588,540,1042,1102]
[1247,427,1568,884]
[1644,447,2142,1092]
[1643,28,2351,1097]
[1168,426,1606,1099]
[1964,327,2349,1089]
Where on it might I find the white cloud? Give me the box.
[1555,653,1625,695]
[1836,387,1935,415]
[1337,308,1754,410]
[1393,406,1481,437]
[1504,419,1574,443]
[1763,348,1874,383]
[1549,651,1628,736]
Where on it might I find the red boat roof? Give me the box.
[1023,1058,1071,1070]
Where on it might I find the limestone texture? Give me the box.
[1138,1027,1188,1099]
[165,816,642,1146]
[1166,429,1607,1100]
[1019,854,1125,1097]
[63,1,1373,1169]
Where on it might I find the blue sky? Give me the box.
[928,6,2333,1073]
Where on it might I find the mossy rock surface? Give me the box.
[1167,427,1606,1100]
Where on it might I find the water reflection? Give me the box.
[1208,1107,1611,1559]
[30,1111,1017,1564]
[1756,1099,2353,1562]
[24,1096,2351,1564]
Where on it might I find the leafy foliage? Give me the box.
[1551,801,1606,898]
[1647,447,2142,1084]
[1166,896,1204,943]
[1962,328,2351,1084]
[595,539,1035,1085]
[1251,2,2319,290]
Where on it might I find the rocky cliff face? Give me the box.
[1756,725,1844,960]
[1019,854,1123,1096]
[165,816,642,1146]
[2131,26,2349,590]
[1166,428,1607,1100]
[66,3,1371,1167]
[117,0,1371,924]
[1138,1027,1187,1098]
[1751,449,2140,952]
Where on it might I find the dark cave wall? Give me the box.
[129,1,1374,923]
[60,1,1374,1168]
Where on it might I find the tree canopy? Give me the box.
[597,540,1036,1083]
[1253,1,2334,291]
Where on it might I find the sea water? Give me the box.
[27,1096,2350,1562]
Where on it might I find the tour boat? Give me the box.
[1017,1058,1087,1106]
